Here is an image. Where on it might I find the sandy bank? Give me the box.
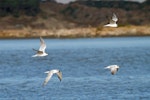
[0,25,149,39]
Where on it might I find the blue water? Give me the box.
[0,37,150,100]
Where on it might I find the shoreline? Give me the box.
[0,25,149,39]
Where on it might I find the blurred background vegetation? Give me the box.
[0,0,149,28]
[0,0,40,17]
[0,0,149,38]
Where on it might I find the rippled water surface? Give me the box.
[0,37,150,100]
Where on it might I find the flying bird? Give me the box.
[104,13,118,27]
[43,69,62,86]
[105,65,119,75]
[32,37,48,57]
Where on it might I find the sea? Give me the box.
[0,37,150,100]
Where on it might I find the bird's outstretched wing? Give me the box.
[56,71,62,81]
[109,13,118,24]
[39,37,46,52]
[112,13,118,22]
[43,72,53,86]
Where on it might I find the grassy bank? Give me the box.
[0,25,149,39]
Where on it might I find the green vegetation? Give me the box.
[0,0,40,17]
[76,0,149,10]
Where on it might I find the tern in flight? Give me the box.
[43,69,62,86]
[32,37,48,57]
[104,13,118,27]
[105,65,119,75]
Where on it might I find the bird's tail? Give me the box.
[32,55,37,57]
[32,48,39,51]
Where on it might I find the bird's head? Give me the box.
[44,71,49,74]
[116,65,120,68]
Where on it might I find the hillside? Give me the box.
[61,0,150,26]
[0,1,149,38]
[0,2,76,30]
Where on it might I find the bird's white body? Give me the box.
[32,52,48,57]
[104,13,118,28]
[43,69,62,86]
[104,23,118,27]
[44,69,59,74]
[32,37,48,57]
[105,65,119,75]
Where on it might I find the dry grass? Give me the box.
[0,25,150,39]
[0,2,149,39]
[96,25,150,37]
